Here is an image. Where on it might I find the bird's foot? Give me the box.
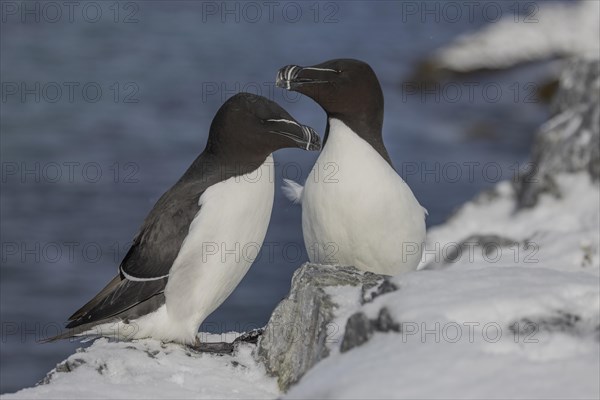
[232,328,263,345]
[188,328,264,354]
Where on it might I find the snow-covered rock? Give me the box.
[276,171,599,399]
[282,57,600,399]
[517,58,600,207]
[285,262,599,399]
[2,335,278,400]
[256,264,395,390]
[4,58,599,400]
[414,1,599,80]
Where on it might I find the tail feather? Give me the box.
[282,179,304,205]
[42,275,124,343]
[68,275,122,321]
[43,289,165,343]
[41,320,110,343]
[43,273,167,343]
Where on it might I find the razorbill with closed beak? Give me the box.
[48,93,321,346]
[276,59,426,275]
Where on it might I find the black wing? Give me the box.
[120,179,206,280]
[65,277,167,329]
[64,163,218,330]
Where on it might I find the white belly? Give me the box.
[127,155,275,344]
[302,119,426,275]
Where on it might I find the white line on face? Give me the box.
[301,67,338,73]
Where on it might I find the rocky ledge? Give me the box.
[4,58,599,400]
[256,264,396,391]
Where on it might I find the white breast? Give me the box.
[302,119,426,275]
[125,155,275,344]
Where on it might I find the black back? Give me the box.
[63,93,318,333]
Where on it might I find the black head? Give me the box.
[205,93,321,162]
[276,59,383,125]
[276,59,390,165]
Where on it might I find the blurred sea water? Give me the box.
[0,1,552,393]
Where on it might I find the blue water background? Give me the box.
[0,1,552,393]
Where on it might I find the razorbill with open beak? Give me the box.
[48,93,321,346]
[276,59,426,275]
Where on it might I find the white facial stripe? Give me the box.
[267,119,312,148]
[120,267,169,282]
[301,67,338,73]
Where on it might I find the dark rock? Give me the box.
[362,277,398,304]
[509,310,599,341]
[517,58,600,208]
[55,358,86,374]
[536,79,560,104]
[424,234,520,269]
[96,363,107,374]
[190,328,265,354]
[145,349,160,359]
[37,357,87,386]
[374,308,401,333]
[340,313,374,353]
[256,263,389,391]
[230,361,248,369]
[341,308,401,353]
[234,328,263,345]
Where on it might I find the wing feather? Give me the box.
[66,277,167,328]
[65,162,217,330]
[119,180,205,280]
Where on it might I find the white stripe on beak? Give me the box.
[304,126,311,151]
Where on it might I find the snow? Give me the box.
[323,285,365,354]
[432,1,600,72]
[423,173,600,274]
[286,173,600,399]
[2,334,279,400]
[3,174,598,399]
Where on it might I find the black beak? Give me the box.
[276,65,338,90]
[267,119,321,151]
